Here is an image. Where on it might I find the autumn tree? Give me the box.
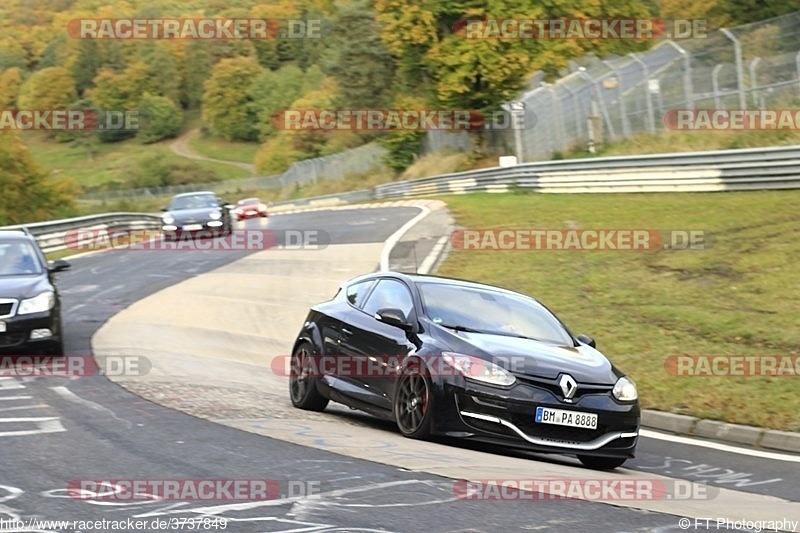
[0,67,23,108]
[137,93,182,144]
[323,5,395,109]
[0,131,79,225]
[250,64,315,141]
[202,56,264,141]
[17,66,76,110]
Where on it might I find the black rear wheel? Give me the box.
[577,455,628,470]
[289,342,328,411]
[394,363,433,439]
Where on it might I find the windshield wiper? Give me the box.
[439,324,557,342]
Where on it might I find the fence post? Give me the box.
[749,57,762,107]
[603,60,630,138]
[712,64,725,109]
[628,53,656,133]
[795,50,800,95]
[664,41,694,109]
[720,28,747,110]
[578,68,617,141]
[546,85,566,152]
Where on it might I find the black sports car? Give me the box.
[161,191,233,240]
[289,272,640,469]
[0,230,70,355]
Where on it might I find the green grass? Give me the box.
[187,130,260,164]
[435,191,800,431]
[23,132,250,191]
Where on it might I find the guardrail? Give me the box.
[0,213,162,254]
[3,145,799,236]
[270,144,800,210]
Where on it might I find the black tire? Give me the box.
[577,455,628,470]
[289,342,328,411]
[394,362,433,439]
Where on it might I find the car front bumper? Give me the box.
[429,375,640,458]
[0,310,60,353]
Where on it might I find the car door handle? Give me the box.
[340,328,354,337]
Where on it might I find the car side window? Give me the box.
[362,279,414,319]
[345,280,376,308]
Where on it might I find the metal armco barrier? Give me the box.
[270,144,800,211]
[0,213,162,254]
[4,144,800,231]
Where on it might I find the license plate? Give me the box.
[0,322,5,333]
[535,406,597,429]
[183,224,203,231]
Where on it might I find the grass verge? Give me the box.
[435,190,799,431]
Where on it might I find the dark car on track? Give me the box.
[289,272,640,469]
[0,230,70,355]
[161,191,233,240]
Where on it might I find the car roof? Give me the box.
[0,230,35,243]
[348,271,524,297]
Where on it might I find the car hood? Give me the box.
[438,328,618,384]
[0,275,52,301]
[164,208,220,223]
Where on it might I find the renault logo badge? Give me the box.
[559,374,578,400]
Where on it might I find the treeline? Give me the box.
[0,0,795,222]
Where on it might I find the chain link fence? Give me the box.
[426,11,800,162]
[80,143,387,202]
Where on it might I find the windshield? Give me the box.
[238,198,260,206]
[418,282,573,345]
[169,195,219,210]
[0,241,42,276]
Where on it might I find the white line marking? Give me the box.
[0,405,48,413]
[418,235,450,274]
[379,206,430,271]
[0,417,65,437]
[640,429,800,462]
[0,396,33,401]
[50,386,133,429]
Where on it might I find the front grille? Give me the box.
[514,374,613,400]
[0,333,26,348]
[0,303,13,317]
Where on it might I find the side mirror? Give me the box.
[375,308,415,332]
[49,259,71,272]
[576,334,596,348]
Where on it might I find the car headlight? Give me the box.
[443,352,516,387]
[162,215,175,224]
[612,376,638,401]
[18,291,56,315]
[209,211,222,220]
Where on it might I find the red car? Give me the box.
[232,198,268,220]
